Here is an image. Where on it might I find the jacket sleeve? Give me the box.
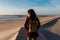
[24,17,29,30]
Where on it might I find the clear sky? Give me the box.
[0,0,60,15]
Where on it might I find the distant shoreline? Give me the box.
[0,15,57,20]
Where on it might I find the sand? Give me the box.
[0,16,59,40]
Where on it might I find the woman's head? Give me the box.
[27,9,37,20]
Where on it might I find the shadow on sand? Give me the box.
[39,18,60,40]
[16,18,60,40]
[40,30,60,40]
[39,18,57,30]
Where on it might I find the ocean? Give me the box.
[0,15,53,20]
[0,15,21,20]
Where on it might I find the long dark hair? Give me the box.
[28,9,37,20]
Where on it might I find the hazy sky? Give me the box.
[0,0,60,15]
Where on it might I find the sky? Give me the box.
[0,0,60,15]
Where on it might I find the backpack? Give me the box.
[27,18,39,32]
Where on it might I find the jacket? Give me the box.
[24,16,40,36]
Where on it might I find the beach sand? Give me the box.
[0,16,59,40]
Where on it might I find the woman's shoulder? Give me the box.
[26,16,30,21]
[35,17,39,21]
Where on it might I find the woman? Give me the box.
[24,9,40,40]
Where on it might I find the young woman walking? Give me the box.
[24,9,40,40]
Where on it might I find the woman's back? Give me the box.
[24,9,40,40]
